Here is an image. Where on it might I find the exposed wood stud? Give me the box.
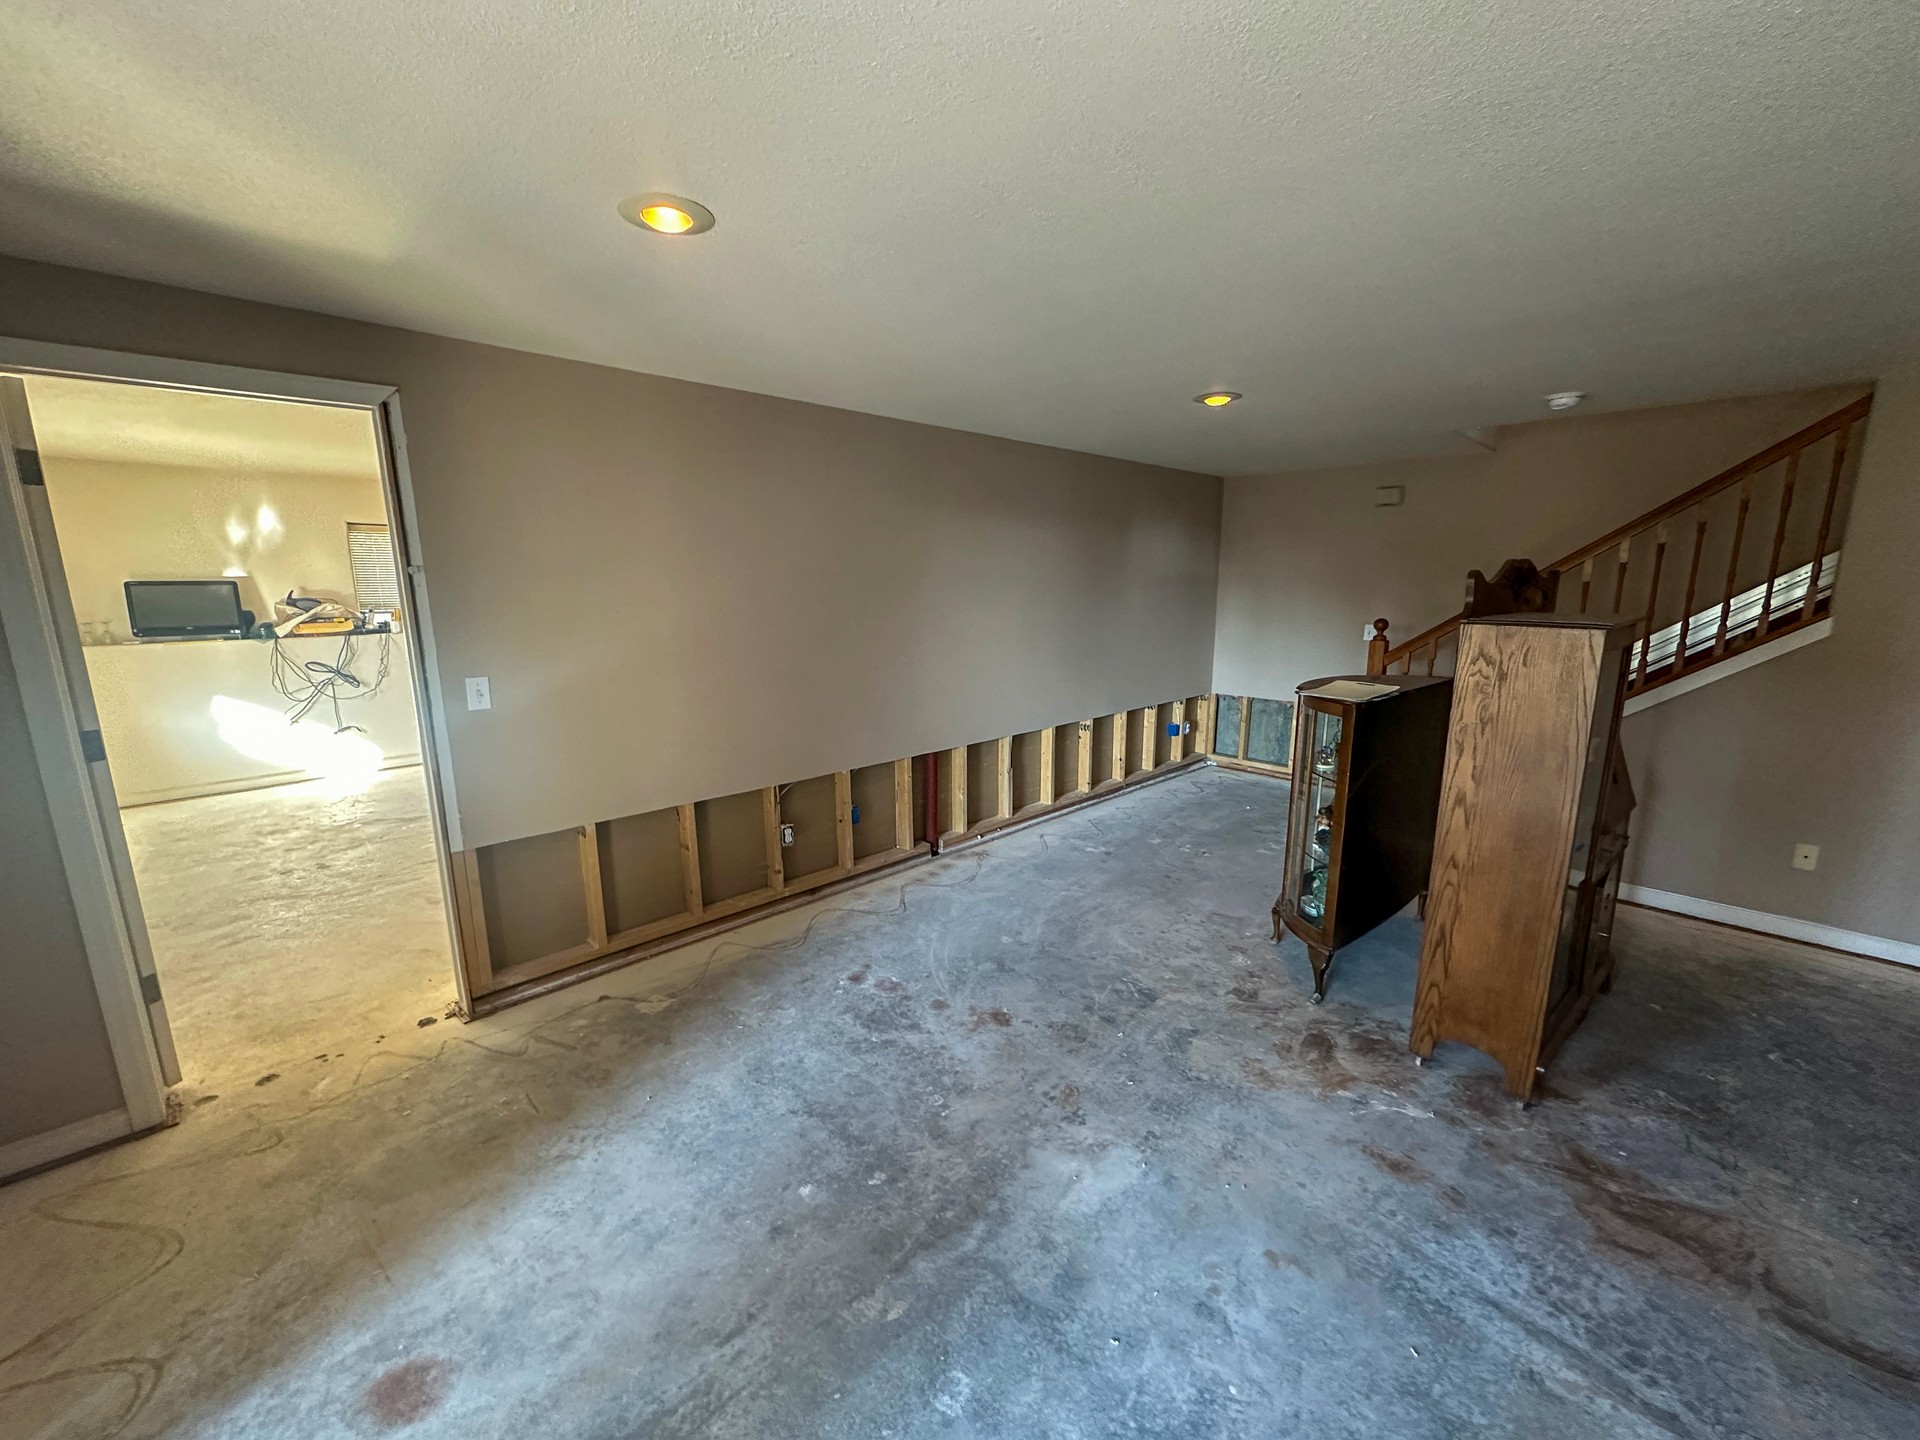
[945,746,967,838]
[762,787,786,892]
[578,822,609,950]
[452,849,494,994]
[1075,720,1094,792]
[1169,700,1185,766]
[995,735,1013,818]
[1192,696,1212,758]
[834,770,855,870]
[892,758,913,852]
[1037,726,1056,804]
[676,804,703,917]
[1109,712,1127,784]
[1236,696,1252,762]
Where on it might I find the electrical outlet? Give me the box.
[1792,843,1819,871]
[464,676,491,711]
[779,823,796,847]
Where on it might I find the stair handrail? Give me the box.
[1367,394,1873,681]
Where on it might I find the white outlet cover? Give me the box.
[1792,843,1819,871]
[465,676,491,711]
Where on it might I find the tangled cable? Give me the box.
[268,631,392,730]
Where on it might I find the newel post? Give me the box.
[1366,618,1390,675]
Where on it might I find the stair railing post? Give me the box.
[1366,619,1390,675]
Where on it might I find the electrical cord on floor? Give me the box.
[269,631,392,731]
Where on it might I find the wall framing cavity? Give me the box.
[1208,692,1293,778]
[453,697,1210,1010]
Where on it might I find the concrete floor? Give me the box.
[119,767,454,1096]
[2,766,1916,1438]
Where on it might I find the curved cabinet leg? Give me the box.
[1307,944,1332,1004]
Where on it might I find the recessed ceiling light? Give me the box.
[618,193,715,236]
[1195,391,1242,408]
[1545,391,1586,412]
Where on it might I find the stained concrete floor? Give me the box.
[118,767,454,1096]
[3,766,1917,1438]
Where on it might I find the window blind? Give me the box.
[347,523,403,612]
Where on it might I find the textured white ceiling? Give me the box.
[2,1,1916,474]
[25,375,379,476]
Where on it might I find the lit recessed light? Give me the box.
[618,193,715,236]
[1195,391,1242,408]
[1545,390,1586,412]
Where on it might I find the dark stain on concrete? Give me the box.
[1547,1143,1919,1398]
[1263,1248,1308,1274]
[1048,1020,1089,1047]
[845,966,869,984]
[872,977,909,999]
[1762,1270,1920,1395]
[363,1357,455,1428]
[253,1073,279,1087]
[1362,1144,1435,1186]
[928,998,949,1011]
[1560,1144,1755,1290]
[1228,983,1261,1003]
[968,1006,1014,1031]
[416,1016,438,1028]
[1239,1057,1283,1090]
[1295,1030,1360,1096]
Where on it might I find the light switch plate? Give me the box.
[1792,843,1818,871]
[465,677,491,711]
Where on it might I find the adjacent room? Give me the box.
[1,3,1916,1438]
[17,375,453,1095]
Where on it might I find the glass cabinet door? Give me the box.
[1287,702,1346,933]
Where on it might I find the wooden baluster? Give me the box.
[1424,639,1437,676]
[1712,476,1753,656]
[1632,524,1669,692]
[1673,518,1708,675]
[1758,450,1800,629]
[1801,423,1852,622]
[1578,558,1593,613]
[1610,536,1632,613]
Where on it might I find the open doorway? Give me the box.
[7,371,458,1102]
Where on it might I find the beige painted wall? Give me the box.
[1618,360,1920,946]
[1213,378,1915,947]
[0,257,1224,849]
[0,620,126,1148]
[36,452,390,635]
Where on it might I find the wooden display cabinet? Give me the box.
[1274,674,1452,1002]
[1410,613,1638,1100]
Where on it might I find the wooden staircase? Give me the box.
[1365,396,1873,701]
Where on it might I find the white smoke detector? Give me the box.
[1545,391,1586,412]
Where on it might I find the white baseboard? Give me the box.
[0,1107,134,1181]
[1620,884,1920,969]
